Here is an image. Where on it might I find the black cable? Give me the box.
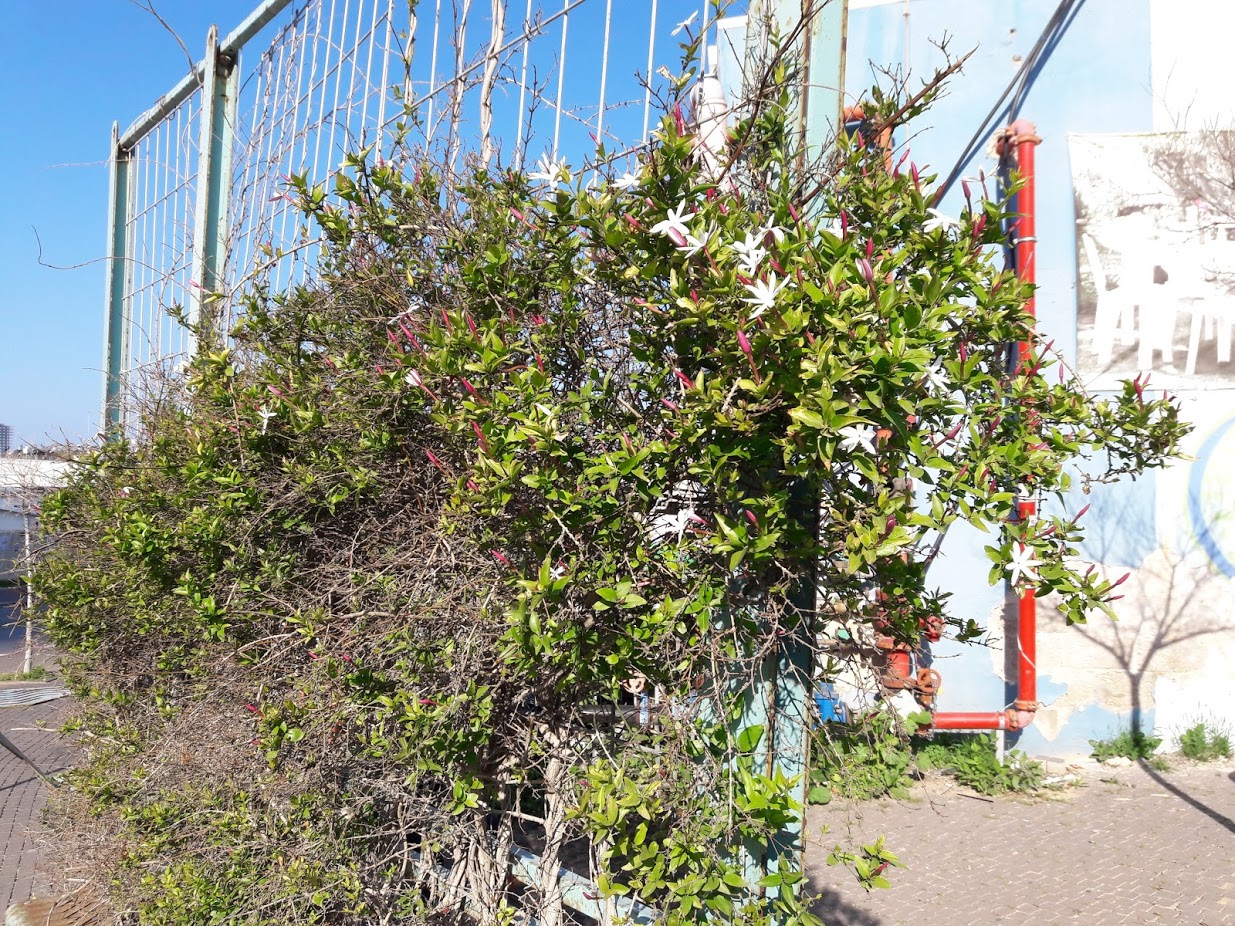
[1009,0,1087,119]
[933,0,1086,205]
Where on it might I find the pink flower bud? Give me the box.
[471,421,489,450]
[737,329,752,359]
[398,320,423,351]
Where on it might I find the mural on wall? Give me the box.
[1070,132,1235,389]
[1029,397,1235,752]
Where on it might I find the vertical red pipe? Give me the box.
[930,121,1042,733]
[1011,121,1042,718]
[1012,119,1041,371]
[1015,500,1038,713]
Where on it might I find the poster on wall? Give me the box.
[1070,132,1235,389]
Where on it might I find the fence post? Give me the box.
[101,121,131,434]
[189,25,241,352]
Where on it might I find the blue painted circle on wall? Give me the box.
[1188,418,1235,578]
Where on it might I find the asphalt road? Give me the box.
[0,585,43,673]
[1,586,23,659]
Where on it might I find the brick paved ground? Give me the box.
[805,760,1235,926]
[1,695,73,914]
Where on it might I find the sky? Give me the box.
[0,0,264,447]
[0,0,711,450]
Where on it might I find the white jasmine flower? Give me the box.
[1006,544,1042,586]
[922,363,948,394]
[731,232,767,273]
[650,507,697,544]
[742,274,790,319]
[529,152,570,186]
[650,199,692,244]
[672,11,697,35]
[738,250,766,275]
[612,170,641,191]
[838,424,877,456]
[677,230,712,258]
[759,223,786,243]
[258,405,276,435]
[922,208,960,234]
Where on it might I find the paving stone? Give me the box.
[806,761,1235,926]
[1,696,73,914]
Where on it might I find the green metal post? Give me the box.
[101,121,131,435]
[797,0,848,163]
[734,0,849,901]
[189,25,241,351]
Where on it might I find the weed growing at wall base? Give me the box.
[916,733,1044,795]
[1090,730,1169,770]
[1178,722,1232,761]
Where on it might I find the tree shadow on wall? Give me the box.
[1065,486,1233,740]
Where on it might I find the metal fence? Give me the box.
[100,0,787,428]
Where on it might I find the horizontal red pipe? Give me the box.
[932,712,1008,730]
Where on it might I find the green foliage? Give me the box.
[826,835,901,891]
[809,709,927,802]
[33,38,1187,926]
[0,665,49,682]
[1089,729,1164,765]
[915,733,1043,795]
[1178,722,1232,761]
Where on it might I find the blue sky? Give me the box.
[0,0,264,447]
[0,0,712,449]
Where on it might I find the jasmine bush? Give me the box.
[35,35,1186,926]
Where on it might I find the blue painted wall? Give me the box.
[845,0,1169,752]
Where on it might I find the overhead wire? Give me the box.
[932,0,1087,205]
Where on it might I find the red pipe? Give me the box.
[1015,500,1038,712]
[932,712,1010,731]
[1012,118,1041,369]
[931,121,1043,733]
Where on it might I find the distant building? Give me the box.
[0,457,72,581]
[0,424,11,454]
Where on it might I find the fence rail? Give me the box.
[101,0,789,429]
[101,0,853,428]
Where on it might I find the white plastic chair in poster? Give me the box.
[1082,233,1136,366]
